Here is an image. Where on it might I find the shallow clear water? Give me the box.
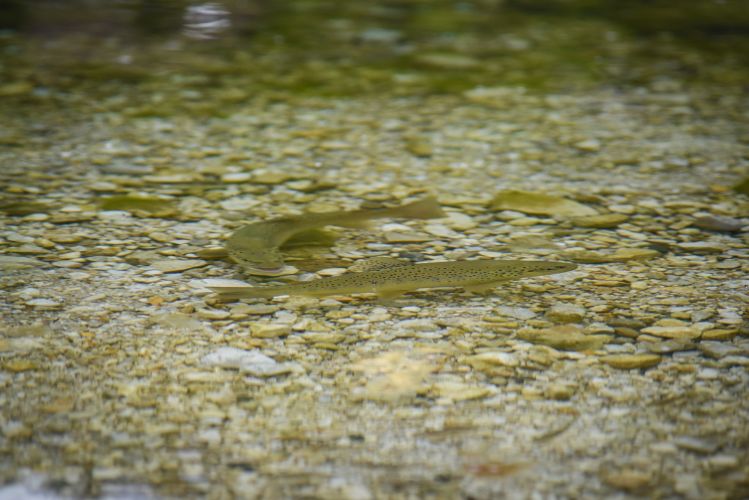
[1,1,748,498]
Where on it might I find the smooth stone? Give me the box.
[610,248,661,261]
[517,325,611,351]
[200,347,302,377]
[701,329,737,341]
[546,303,586,323]
[693,215,745,232]
[250,322,292,338]
[466,351,519,370]
[191,278,250,289]
[643,339,694,354]
[196,308,231,320]
[545,383,576,400]
[0,256,43,270]
[572,213,628,228]
[640,325,700,340]
[25,298,61,308]
[494,306,536,320]
[601,354,661,369]
[677,242,726,254]
[431,382,491,401]
[698,341,741,359]
[384,231,431,243]
[573,139,601,152]
[673,436,719,454]
[231,303,279,316]
[445,212,477,230]
[151,259,207,273]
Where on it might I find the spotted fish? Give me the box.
[209,257,577,301]
[225,197,445,276]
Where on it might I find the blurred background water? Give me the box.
[1,0,748,104]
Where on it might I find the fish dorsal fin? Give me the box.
[349,257,413,272]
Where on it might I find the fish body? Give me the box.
[225,197,445,275]
[209,259,577,301]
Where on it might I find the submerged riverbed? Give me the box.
[1,1,748,498]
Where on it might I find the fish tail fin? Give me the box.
[208,286,277,301]
[390,196,445,219]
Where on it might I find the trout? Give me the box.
[209,257,577,301]
[225,197,445,276]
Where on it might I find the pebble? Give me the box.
[494,306,536,320]
[546,303,586,323]
[196,308,231,320]
[572,213,628,228]
[444,212,477,230]
[693,215,744,232]
[517,325,611,351]
[639,325,700,340]
[701,329,737,341]
[466,351,519,372]
[544,383,576,400]
[200,347,302,377]
[673,436,719,454]
[231,303,279,316]
[221,172,254,183]
[2,360,38,372]
[643,339,694,354]
[0,255,43,270]
[573,138,601,152]
[677,242,726,254]
[600,354,661,369]
[698,341,741,359]
[384,231,431,243]
[603,470,652,492]
[25,298,61,308]
[250,322,292,338]
[431,382,491,401]
[151,259,208,273]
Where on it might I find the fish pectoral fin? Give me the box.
[349,257,413,272]
[463,282,500,294]
[281,228,339,248]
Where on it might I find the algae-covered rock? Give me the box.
[601,354,661,370]
[99,195,177,217]
[517,325,611,351]
[572,213,628,228]
[490,190,596,217]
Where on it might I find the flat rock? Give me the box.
[494,306,536,320]
[0,255,43,270]
[572,213,628,228]
[200,347,302,377]
[466,351,519,375]
[677,242,727,254]
[517,325,611,351]
[151,259,207,273]
[640,325,701,340]
[698,341,742,359]
[693,215,745,232]
[489,190,596,217]
[250,322,292,338]
[546,303,586,323]
[601,354,662,369]
[384,231,431,243]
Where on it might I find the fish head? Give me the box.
[227,246,286,276]
[519,261,578,277]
